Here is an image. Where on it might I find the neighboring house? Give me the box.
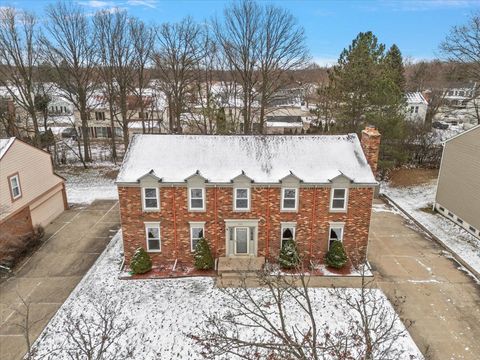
[434,125,480,239]
[74,92,167,140]
[405,92,428,123]
[443,82,477,108]
[265,116,307,134]
[116,127,381,273]
[0,137,68,241]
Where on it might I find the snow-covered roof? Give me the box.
[406,92,428,105]
[0,137,15,160]
[116,134,377,184]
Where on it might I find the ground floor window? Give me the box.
[145,222,161,252]
[280,223,296,249]
[190,222,205,251]
[328,223,344,249]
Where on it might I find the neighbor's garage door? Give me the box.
[30,189,65,228]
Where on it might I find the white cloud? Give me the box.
[126,0,157,8]
[78,0,115,8]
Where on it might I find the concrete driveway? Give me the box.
[0,200,120,360]
[369,199,480,360]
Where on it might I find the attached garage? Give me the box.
[30,187,66,228]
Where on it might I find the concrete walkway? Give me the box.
[0,200,120,360]
[369,199,480,360]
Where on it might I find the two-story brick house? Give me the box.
[116,127,380,272]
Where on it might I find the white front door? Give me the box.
[234,227,249,255]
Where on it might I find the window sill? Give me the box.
[146,250,162,253]
[142,209,160,212]
[280,209,298,213]
[188,209,206,212]
[233,209,251,212]
[329,209,347,213]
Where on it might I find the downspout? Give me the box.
[214,186,219,260]
[310,187,317,261]
[266,186,270,260]
[172,186,178,267]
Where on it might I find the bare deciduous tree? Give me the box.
[440,12,480,82]
[194,269,413,360]
[0,7,42,146]
[154,17,203,133]
[41,1,98,164]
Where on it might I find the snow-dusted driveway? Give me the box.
[0,200,120,360]
[369,200,480,360]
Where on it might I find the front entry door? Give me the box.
[234,227,249,255]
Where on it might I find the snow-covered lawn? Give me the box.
[57,165,118,204]
[30,232,422,359]
[382,180,480,276]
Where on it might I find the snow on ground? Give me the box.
[57,166,118,204]
[30,232,422,360]
[382,180,480,276]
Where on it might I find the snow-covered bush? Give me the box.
[194,238,214,270]
[325,240,348,269]
[130,247,152,274]
[278,239,301,269]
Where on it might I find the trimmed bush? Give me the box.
[278,239,301,269]
[194,238,214,270]
[130,247,152,274]
[325,241,348,269]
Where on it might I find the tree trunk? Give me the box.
[109,103,117,164]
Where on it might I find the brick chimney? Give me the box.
[360,126,381,175]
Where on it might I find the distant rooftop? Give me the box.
[116,134,377,184]
[0,137,15,160]
[406,92,428,105]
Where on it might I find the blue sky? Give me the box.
[5,0,480,66]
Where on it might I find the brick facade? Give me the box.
[0,206,34,243]
[119,185,374,267]
[361,126,381,175]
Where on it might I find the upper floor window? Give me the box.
[189,188,205,211]
[330,188,348,211]
[142,187,159,211]
[190,222,205,251]
[281,188,298,211]
[9,174,22,200]
[234,188,250,211]
[281,223,296,249]
[95,111,105,121]
[145,222,161,252]
[328,223,344,249]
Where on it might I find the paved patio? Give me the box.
[0,200,120,360]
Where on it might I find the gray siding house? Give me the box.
[434,125,480,238]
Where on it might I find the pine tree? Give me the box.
[130,247,152,274]
[194,238,214,270]
[325,241,348,269]
[278,239,301,269]
[328,32,409,172]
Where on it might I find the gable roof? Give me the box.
[443,124,480,144]
[0,137,15,160]
[406,92,428,105]
[117,134,377,185]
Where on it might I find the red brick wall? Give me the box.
[119,186,373,267]
[361,127,381,175]
[0,206,34,243]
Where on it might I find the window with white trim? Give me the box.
[190,222,205,251]
[328,224,344,249]
[281,223,296,250]
[330,188,348,211]
[142,187,159,210]
[281,188,298,211]
[189,188,205,211]
[9,174,21,200]
[234,188,250,210]
[145,222,161,252]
